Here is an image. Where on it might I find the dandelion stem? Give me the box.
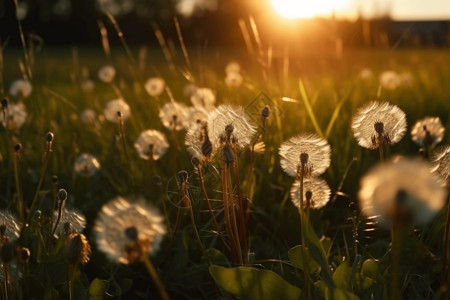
[67,263,73,300]
[297,174,311,299]
[441,195,450,296]
[222,162,239,264]
[390,224,403,300]
[13,145,25,224]
[2,263,9,300]
[117,114,135,189]
[141,254,171,300]
[196,165,228,249]
[228,169,243,265]
[29,141,52,220]
[379,145,384,162]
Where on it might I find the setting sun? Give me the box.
[270,0,342,19]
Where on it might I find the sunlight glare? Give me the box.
[270,0,341,19]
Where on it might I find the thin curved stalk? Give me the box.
[142,255,171,300]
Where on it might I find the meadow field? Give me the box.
[0,32,450,300]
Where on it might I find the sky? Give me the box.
[267,0,450,20]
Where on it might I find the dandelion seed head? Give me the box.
[431,146,450,187]
[208,105,256,150]
[94,197,166,264]
[225,62,241,74]
[290,177,331,209]
[184,108,209,130]
[352,101,407,149]
[190,87,216,111]
[358,158,447,227]
[134,130,169,160]
[279,133,331,178]
[379,70,401,90]
[186,120,214,162]
[80,108,97,124]
[0,102,27,130]
[74,153,101,177]
[104,99,131,123]
[53,207,86,237]
[411,117,445,148]
[144,77,165,97]
[9,79,32,99]
[359,68,374,81]
[159,101,189,131]
[81,79,95,92]
[225,72,243,88]
[98,65,116,83]
[0,211,20,240]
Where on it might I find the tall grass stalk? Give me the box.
[13,0,32,80]
[141,254,171,300]
[13,144,25,224]
[117,113,134,189]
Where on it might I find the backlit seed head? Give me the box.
[46,131,54,143]
[358,158,447,227]
[98,65,116,83]
[53,207,86,238]
[134,130,169,161]
[379,70,401,90]
[104,99,131,123]
[352,101,407,149]
[144,77,165,97]
[411,117,445,148]
[279,133,331,178]
[190,87,216,111]
[9,79,32,99]
[0,211,20,240]
[225,72,243,88]
[431,146,450,187]
[290,177,331,209]
[159,101,189,131]
[66,233,91,265]
[0,102,27,130]
[74,153,101,177]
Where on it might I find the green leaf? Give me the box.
[209,265,302,300]
[288,245,320,273]
[333,261,352,290]
[299,79,324,138]
[89,278,108,300]
[361,259,378,279]
[327,289,360,300]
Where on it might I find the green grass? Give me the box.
[1,43,450,299]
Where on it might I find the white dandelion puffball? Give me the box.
[0,102,27,130]
[358,158,447,227]
[185,120,214,161]
[225,62,241,74]
[94,197,166,264]
[431,146,450,187]
[98,65,116,83]
[359,68,374,81]
[190,87,216,111]
[0,211,21,240]
[144,77,165,97]
[208,104,256,149]
[159,101,189,131]
[9,79,32,99]
[134,130,169,160]
[225,72,243,88]
[184,108,208,130]
[74,153,101,177]
[80,109,97,124]
[104,99,131,123]
[290,177,331,209]
[279,133,331,178]
[379,70,401,90]
[352,101,407,149]
[411,117,445,148]
[53,207,86,238]
[81,79,95,92]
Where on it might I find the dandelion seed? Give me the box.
[94,197,166,264]
[411,117,445,148]
[279,133,331,178]
[98,65,116,83]
[0,211,20,240]
[134,130,169,160]
[431,146,450,187]
[0,102,27,130]
[208,104,256,150]
[290,177,331,209]
[80,108,97,124]
[53,207,86,237]
[9,79,32,99]
[379,70,401,90]
[352,101,407,149]
[104,98,131,123]
[159,101,189,131]
[74,153,101,177]
[358,158,447,227]
[225,72,243,88]
[190,87,216,111]
[144,77,165,97]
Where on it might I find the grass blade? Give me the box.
[298,79,324,138]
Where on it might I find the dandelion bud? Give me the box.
[201,137,213,158]
[46,131,54,143]
[117,111,122,118]
[191,156,200,167]
[66,233,91,265]
[152,175,162,185]
[1,98,7,109]
[223,145,234,165]
[20,247,31,262]
[125,226,138,241]
[300,153,309,166]
[1,240,14,263]
[374,122,384,135]
[58,189,68,202]
[177,171,188,183]
[0,224,6,237]
[64,222,72,234]
[261,106,270,119]
[52,175,58,184]
[305,190,313,208]
[14,143,22,152]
